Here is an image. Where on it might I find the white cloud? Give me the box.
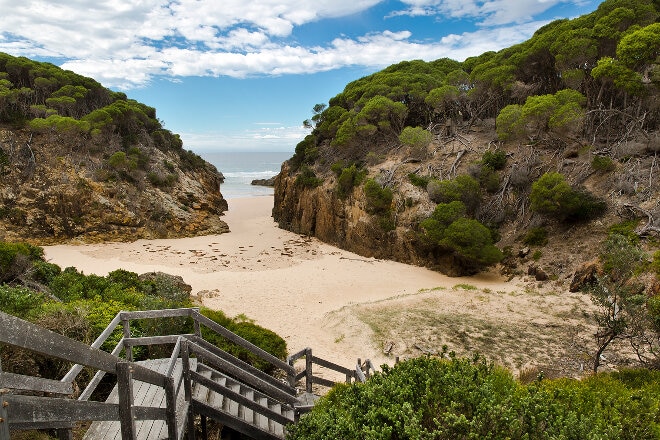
[0,0,567,90]
[395,0,587,25]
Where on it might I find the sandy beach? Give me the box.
[44,196,526,376]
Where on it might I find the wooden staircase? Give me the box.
[0,308,376,440]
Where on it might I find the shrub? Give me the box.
[592,155,615,172]
[363,179,393,215]
[0,285,46,319]
[288,356,660,440]
[427,175,480,213]
[408,173,431,188]
[336,164,366,199]
[0,241,45,283]
[295,166,323,189]
[479,165,500,193]
[530,172,606,221]
[482,149,507,170]
[523,227,548,246]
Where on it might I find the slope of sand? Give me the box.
[44,196,519,375]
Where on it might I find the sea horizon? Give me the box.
[199,151,292,199]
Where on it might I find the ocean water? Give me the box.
[200,151,292,199]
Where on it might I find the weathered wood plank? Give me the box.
[0,312,119,373]
[123,334,194,348]
[310,356,353,376]
[191,400,282,440]
[191,371,294,426]
[121,308,195,320]
[192,312,294,375]
[0,372,72,395]
[190,337,295,396]
[188,343,298,406]
[62,313,123,383]
[311,376,335,388]
[5,395,119,423]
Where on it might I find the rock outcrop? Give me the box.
[0,128,229,244]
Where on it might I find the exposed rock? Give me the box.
[251,176,277,187]
[0,128,229,244]
[570,260,603,292]
[139,272,192,294]
[528,265,549,281]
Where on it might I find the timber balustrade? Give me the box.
[0,307,376,439]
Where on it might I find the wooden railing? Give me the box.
[287,348,376,395]
[0,307,376,439]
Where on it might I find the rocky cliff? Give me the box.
[0,128,228,244]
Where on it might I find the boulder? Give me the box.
[569,260,603,292]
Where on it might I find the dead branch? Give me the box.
[623,203,660,236]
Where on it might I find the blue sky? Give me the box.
[0,0,601,152]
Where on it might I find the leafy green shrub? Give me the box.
[147,171,178,187]
[652,250,660,277]
[408,173,431,188]
[592,155,615,172]
[289,356,660,440]
[530,172,606,221]
[482,149,507,170]
[199,307,287,373]
[419,201,502,273]
[295,166,323,189]
[479,165,500,193]
[0,285,46,319]
[399,126,432,159]
[0,241,44,283]
[336,164,366,199]
[427,175,480,213]
[363,179,393,215]
[608,220,640,244]
[523,227,548,246]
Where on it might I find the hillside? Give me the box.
[273,0,660,280]
[0,53,228,243]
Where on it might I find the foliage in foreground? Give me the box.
[0,241,287,380]
[288,356,660,440]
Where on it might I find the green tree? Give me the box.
[530,172,606,221]
[398,126,433,159]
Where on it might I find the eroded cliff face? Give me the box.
[273,161,462,274]
[0,129,229,244]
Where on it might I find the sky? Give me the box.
[0,0,602,153]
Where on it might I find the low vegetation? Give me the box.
[0,241,288,386]
[288,356,660,440]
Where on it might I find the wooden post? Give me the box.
[305,348,313,394]
[121,317,133,362]
[182,342,196,440]
[117,362,136,440]
[165,376,177,440]
[287,357,296,388]
[0,388,10,440]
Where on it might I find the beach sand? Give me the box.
[44,196,518,377]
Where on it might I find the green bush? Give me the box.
[363,179,393,215]
[0,242,44,283]
[523,227,548,246]
[479,165,500,193]
[295,166,323,189]
[0,285,46,319]
[408,173,431,188]
[336,164,366,199]
[419,201,502,273]
[530,172,606,221]
[482,149,507,170]
[592,155,615,172]
[199,308,287,373]
[608,220,640,244]
[288,356,660,440]
[427,175,481,213]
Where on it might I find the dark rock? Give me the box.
[251,176,277,187]
[570,260,602,292]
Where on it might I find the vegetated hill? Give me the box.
[273,0,660,279]
[0,53,228,244]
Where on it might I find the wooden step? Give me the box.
[241,388,255,424]
[207,375,226,409]
[192,369,212,402]
[254,396,270,430]
[268,402,283,436]
[226,381,241,417]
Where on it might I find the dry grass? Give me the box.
[339,283,604,378]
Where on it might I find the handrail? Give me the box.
[287,348,361,393]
